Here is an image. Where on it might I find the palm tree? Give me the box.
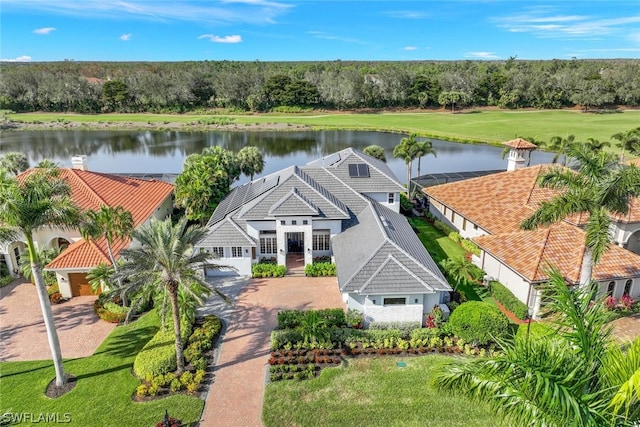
[415,139,437,180]
[0,152,29,175]
[113,217,228,374]
[0,168,80,387]
[547,134,576,166]
[439,256,476,291]
[80,205,134,304]
[393,133,421,197]
[433,268,639,427]
[612,128,640,162]
[584,137,611,152]
[521,144,640,285]
[237,146,265,181]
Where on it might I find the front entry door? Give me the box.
[286,232,304,253]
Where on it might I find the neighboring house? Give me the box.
[0,156,174,298]
[197,148,451,324]
[423,142,640,317]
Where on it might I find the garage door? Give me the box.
[69,273,98,296]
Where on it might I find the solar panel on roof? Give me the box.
[348,163,370,178]
[323,152,341,166]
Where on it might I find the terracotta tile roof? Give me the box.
[46,236,130,270]
[503,138,537,150]
[474,222,640,284]
[19,168,174,227]
[425,165,548,234]
[18,168,174,270]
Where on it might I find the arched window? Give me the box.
[624,279,633,296]
[607,281,616,297]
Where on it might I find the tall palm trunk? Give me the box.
[27,234,66,386]
[579,249,594,287]
[105,239,127,306]
[406,161,412,197]
[168,282,185,374]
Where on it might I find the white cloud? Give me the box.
[466,51,500,59]
[198,34,242,43]
[120,33,132,41]
[5,0,291,25]
[385,10,428,19]
[1,55,32,62]
[403,46,417,51]
[33,27,56,35]
[307,31,367,45]
[494,8,640,40]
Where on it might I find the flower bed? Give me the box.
[94,298,129,323]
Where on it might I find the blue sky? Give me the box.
[2,1,639,62]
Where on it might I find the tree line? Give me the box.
[1,58,639,113]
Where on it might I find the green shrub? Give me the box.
[434,220,454,236]
[409,327,446,340]
[304,262,336,277]
[490,281,529,320]
[461,239,481,257]
[315,308,346,328]
[448,231,462,243]
[94,299,128,323]
[252,263,287,278]
[277,310,305,329]
[368,321,421,338]
[399,193,413,212]
[0,275,13,288]
[133,319,192,378]
[447,301,509,345]
[516,322,556,342]
[271,329,303,350]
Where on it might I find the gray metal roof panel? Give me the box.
[269,187,319,216]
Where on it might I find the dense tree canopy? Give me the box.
[1,59,639,113]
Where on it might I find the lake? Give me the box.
[0,130,556,184]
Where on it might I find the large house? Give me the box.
[0,156,174,298]
[196,148,451,324]
[424,142,640,317]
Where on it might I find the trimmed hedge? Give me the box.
[277,308,346,330]
[515,322,556,342]
[434,220,454,236]
[94,299,129,323]
[133,318,193,378]
[252,263,287,278]
[368,321,421,338]
[447,301,509,345]
[490,281,529,320]
[461,239,481,257]
[304,262,336,277]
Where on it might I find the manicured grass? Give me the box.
[263,355,505,427]
[0,311,204,426]
[8,110,640,150]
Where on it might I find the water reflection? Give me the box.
[0,130,556,183]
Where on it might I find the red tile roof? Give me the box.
[425,164,640,283]
[474,222,640,283]
[18,168,174,270]
[503,138,537,150]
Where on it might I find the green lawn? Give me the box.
[0,311,204,426]
[263,356,505,427]
[8,109,640,151]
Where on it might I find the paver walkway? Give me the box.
[199,275,344,427]
[611,313,640,343]
[0,280,115,361]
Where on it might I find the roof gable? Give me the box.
[269,187,319,216]
[359,254,437,294]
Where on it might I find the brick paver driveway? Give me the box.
[200,275,344,427]
[0,280,115,361]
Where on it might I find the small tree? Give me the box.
[0,152,29,176]
[363,145,386,162]
[393,134,421,197]
[237,146,265,181]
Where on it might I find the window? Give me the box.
[291,220,297,225]
[259,236,277,254]
[462,218,467,231]
[313,233,330,251]
[388,193,395,204]
[383,297,406,305]
[303,220,308,225]
[414,298,419,304]
[372,299,376,305]
[607,281,616,297]
[280,220,285,225]
[211,247,224,257]
[624,279,633,295]
[231,247,242,258]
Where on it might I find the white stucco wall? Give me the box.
[598,278,638,299]
[362,192,400,213]
[480,251,532,306]
[427,199,488,239]
[206,248,252,277]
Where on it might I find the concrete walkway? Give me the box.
[0,280,115,361]
[199,275,344,427]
